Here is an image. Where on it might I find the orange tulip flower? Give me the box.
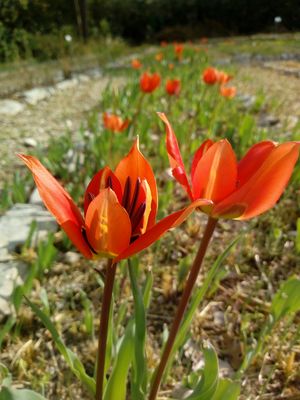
[217,70,232,84]
[140,72,161,93]
[103,112,130,132]
[131,59,142,69]
[220,85,237,98]
[165,78,181,96]
[202,67,219,85]
[160,41,168,47]
[168,63,174,71]
[19,140,210,261]
[159,113,300,220]
[174,43,184,60]
[155,52,164,62]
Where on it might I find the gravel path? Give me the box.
[0,75,125,186]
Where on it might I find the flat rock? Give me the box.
[0,259,27,319]
[0,203,57,252]
[0,99,25,115]
[22,87,52,105]
[55,78,78,90]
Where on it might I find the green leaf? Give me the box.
[128,258,147,399]
[211,378,240,400]
[185,343,219,400]
[271,277,300,322]
[25,297,95,394]
[0,386,47,400]
[104,320,134,400]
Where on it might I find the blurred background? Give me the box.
[1,0,300,63]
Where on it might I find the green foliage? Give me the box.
[271,277,300,322]
[25,297,96,394]
[0,361,47,399]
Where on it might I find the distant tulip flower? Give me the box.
[200,37,208,44]
[103,112,129,132]
[155,52,164,62]
[217,70,232,84]
[220,85,237,98]
[160,41,168,47]
[19,140,210,261]
[140,72,161,93]
[202,67,219,85]
[168,63,174,70]
[174,43,184,60]
[131,59,142,69]
[159,113,300,220]
[165,78,181,96]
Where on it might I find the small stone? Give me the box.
[75,74,90,83]
[219,358,234,377]
[63,251,81,264]
[238,94,256,110]
[87,68,102,78]
[55,79,78,90]
[23,138,38,148]
[29,188,43,205]
[213,310,225,326]
[22,87,51,105]
[259,115,280,127]
[0,99,25,115]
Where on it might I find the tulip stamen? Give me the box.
[131,201,146,234]
[106,176,113,190]
[122,177,131,210]
[129,178,141,216]
[81,227,98,255]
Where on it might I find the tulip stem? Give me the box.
[130,93,145,136]
[95,259,117,400]
[148,216,217,400]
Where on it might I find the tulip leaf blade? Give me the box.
[271,276,300,322]
[128,258,148,399]
[104,320,134,400]
[0,386,47,400]
[211,378,240,400]
[184,343,219,400]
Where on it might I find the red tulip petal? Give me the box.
[114,138,158,227]
[158,112,193,200]
[116,198,212,261]
[213,142,300,220]
[140,72,152,92]
[191,139,214,181]
[85,188,131,257]
[18,154,92,258]
[120,119,130,131]
[84,166,122,215]
[237,141,276,187]
[152,73,161,90]
[192,140,237,202]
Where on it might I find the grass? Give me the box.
[0,35,300,399]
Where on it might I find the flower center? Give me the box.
[122,177,146,243]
